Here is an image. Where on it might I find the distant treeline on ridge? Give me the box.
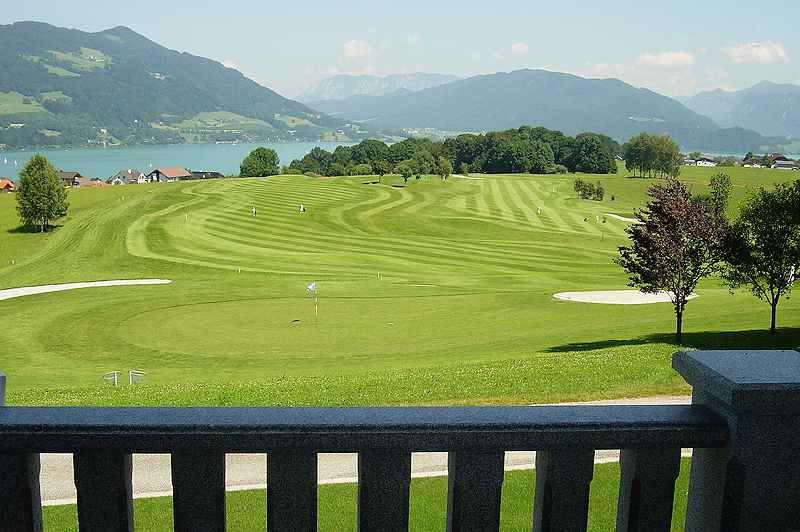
[287,126,622,177]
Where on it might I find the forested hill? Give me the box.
[0,22,349,148]
[310,69,786,152]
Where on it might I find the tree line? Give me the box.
[281,126,621,178]
[617,174,800,342]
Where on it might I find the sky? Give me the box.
[2,1,799,99]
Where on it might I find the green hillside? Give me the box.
[2,166,799,406]
[0,22,352,148]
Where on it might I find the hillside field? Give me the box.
[2,165,799,406]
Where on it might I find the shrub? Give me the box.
[351,163,374,176]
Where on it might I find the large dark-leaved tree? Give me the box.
[16,154,68,233]
[723,181,800,335]
[616,179,729,343]
[240,147,280,177]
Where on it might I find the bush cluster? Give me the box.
[573,179,605,201]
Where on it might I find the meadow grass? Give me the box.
[1,166,798,406]
[42,459,693,531]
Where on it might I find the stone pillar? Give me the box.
[0,372,44,532]
[673,349,800,532]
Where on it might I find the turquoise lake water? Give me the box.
[0,142,350,180]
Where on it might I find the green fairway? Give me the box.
[2,165,799,405]
[42,459,693,531]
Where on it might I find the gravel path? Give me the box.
[38,395,690,505]
[0,280,172,301]
[554,290,698,305]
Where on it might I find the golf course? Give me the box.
[2,165,799,406]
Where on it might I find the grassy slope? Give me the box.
[2,166,799,405]
[43,459,693,531]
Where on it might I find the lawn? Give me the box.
[1,166,799,406]
[42,459,693,531]
[0,91,49,115]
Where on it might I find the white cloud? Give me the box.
[638,51,696,68]
[722,41,790,64]
[491,51,505,61]
[587,62,629,77]
[511,42,530,56]
[342,40,372,62]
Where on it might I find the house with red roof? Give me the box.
[0,178,15,192]
[147,167,192,183]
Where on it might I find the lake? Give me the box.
[0,142,350,180]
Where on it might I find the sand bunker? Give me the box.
[604,213,641,224]
[553,290,697,305]
[0,279,172,301]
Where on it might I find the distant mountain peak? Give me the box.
[309,67,781,152]
[299,72,461,103]
[686,81,800,138]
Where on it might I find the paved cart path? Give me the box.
[38,396,690,505]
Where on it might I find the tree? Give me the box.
[329,162,349,177]
[240,147,280,177]
[16,154,68,232]
[571,133,617,174]
[708,173,732,212]
[689,151,703,160]
[724,182,800,334]
[623,133,681,178]
[593,182,605,201]
[372,160,390,182]
[351,140,390,166]
[396,160,416,184]
[459,162,470,176]
[616,180,729,343]
[437,157,453,181]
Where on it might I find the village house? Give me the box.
[694,156,717,167]
[190,170,225,180]
[773,159,797,170]
[108,168,146,185]
[58,171,83,187]
[147,167,192,183]
[0,178,15,192]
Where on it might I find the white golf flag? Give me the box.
[306,282,317,292]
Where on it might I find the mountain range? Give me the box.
[685,81,800,139]
[0,21,351,148]
[298,73,460,102]
[0,21,794,154]
[309,69,790,152]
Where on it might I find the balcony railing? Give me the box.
[1,349,799,532]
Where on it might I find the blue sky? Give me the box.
[3,1,799,98]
